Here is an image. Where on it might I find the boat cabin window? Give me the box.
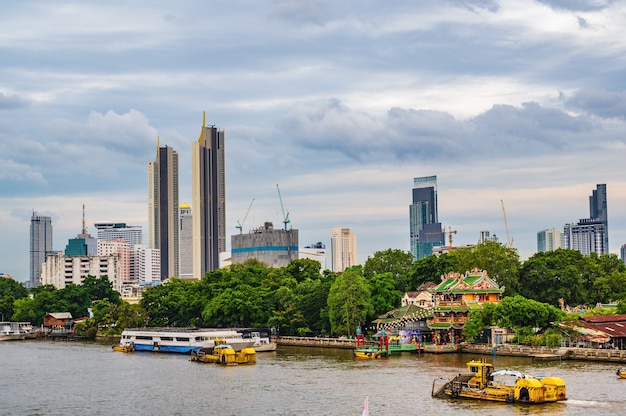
[160,337,173,341]
[137,336,153,340]
[176,337,189,342]
[470,365,479,373]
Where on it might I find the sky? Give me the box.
[2,0,626,283]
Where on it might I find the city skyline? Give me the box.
[4,2,626,281]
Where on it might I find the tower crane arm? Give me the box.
[236,198,255,233]
[276,184,290,230]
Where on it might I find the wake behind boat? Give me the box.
[118,328,254,353]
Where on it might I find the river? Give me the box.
[0,341,623,415]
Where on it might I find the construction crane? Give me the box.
[446,226,457,252]
[276,184,290,230]
[500,199,514,248]
[235,198,255,234]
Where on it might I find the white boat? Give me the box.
[119,328,255,353]
[0,322,34,341]
[238,328,277,352]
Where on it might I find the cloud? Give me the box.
[564,89,626,119]
[270,0,333,26]
[446,0,500,13]
[535,0,616,12]
[0,91,31,109]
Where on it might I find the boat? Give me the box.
[432,359,566,404]
[119,328,255,353]
[190,341,256,365]
[238,328,277,352]
[353,347,382,359]
[0,322,34,341]
[616,368,626,379]
[112,344,135,353]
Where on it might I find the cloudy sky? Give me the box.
[2,0,626,282]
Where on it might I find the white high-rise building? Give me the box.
[41,252,121,292]
[331,227,357,273]
[133,244,161,283]
[537,228,563,252]
[94,222,143,248]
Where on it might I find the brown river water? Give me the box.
[0,341,623,415]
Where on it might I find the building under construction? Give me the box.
[231,222,298,268]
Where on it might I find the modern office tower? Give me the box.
[409,176,444,260]
[148,140,179,280]
[133,244,161,283]
[331,227,357,273]
[41,252,121,291]
[98,239,131,282]
[300,242,327,271]
[621,244,626,265]
[192,113,226,279]
[231,222,299,268]
[30,212,53,287]
[564,184,608,256]
[179,203,193,279]
[537,228,563,252]
[94,222,143,248]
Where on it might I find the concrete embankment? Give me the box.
[276,337,626,363]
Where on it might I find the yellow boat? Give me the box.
[616,368,626,379]
[191,343,256,365]
[432,359,566,404]
[353,348,381,359]
[112,344,135,353]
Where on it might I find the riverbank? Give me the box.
[275,336,626,363]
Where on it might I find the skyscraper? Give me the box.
[148,140,179,280]
[30,212,53,287]
[537,228,563,252]
[409,176,444,260]
[192,113,226,279]
[331,227,357,273]
[94,222,143,248]
[179,202,193,279]
[564,184,608,256]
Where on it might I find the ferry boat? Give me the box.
[119,328,254,353]
[432,359,566,404]
[0,322,34,341]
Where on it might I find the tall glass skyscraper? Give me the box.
[192,112,226,278]
[148,141,180,280]
[564,184,608,256]
[409,176,444,260]
[30,212,53,287]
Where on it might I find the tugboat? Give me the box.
[190,340,256,365]
[432,359,566,404]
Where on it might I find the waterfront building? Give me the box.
[94,221,143,248]
[133,244,161,283]
[30,212,53,287]
[41,252,121,292]
[148,140,179,280]
[410,176,444,260]
[564,184,608,256]
[231,222,299,268]
[299,242,327,271]
[98,239,131,282]
[537,228,564,252]
[192,113,226,279]
[331,227,357,273]
[178,203,193,279]
[427,269,504,346]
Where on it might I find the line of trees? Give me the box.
[2,241,626,339]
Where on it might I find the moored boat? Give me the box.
[112,344,135,353]
[0,322,34,341]
[353,347,382,359]
[432,359,566,404]
[120,328,254,354]
[616,368,626,379]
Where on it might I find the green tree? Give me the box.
[451,240,521,295]
[367,272,402,319]
[0,278,29,320]
[327,266,373,336]
[407,253,457,290]
[363,249,414,292]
